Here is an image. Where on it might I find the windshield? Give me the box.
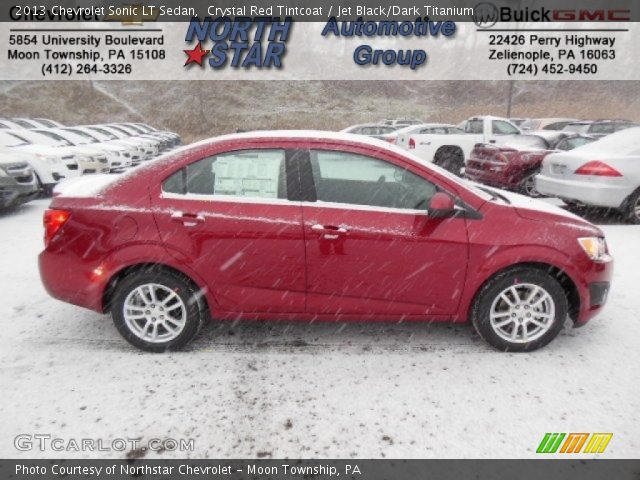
[63,128,99,143]
[0,131,29,147]
[33,130,74,146]
[88,127,118,140]
[10,130,66,147]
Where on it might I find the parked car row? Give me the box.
[0,117,180,209]
[340,116,640,224]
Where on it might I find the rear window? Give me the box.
[520,120,540,130]
[543,121,572,131]
[464,120,483,134]
[563,123,590,133]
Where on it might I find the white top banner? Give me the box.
[0,21,635,80]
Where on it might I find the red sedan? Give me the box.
[39,131,613,352]
[466,133,596,197]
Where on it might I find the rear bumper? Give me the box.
[465,166,521,189]
[536,174,633,209]
[39,250,107,313]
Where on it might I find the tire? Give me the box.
[470,268,568,352]
[623,188,640,225]
[434,148,464,177]
[519,171,543,198]
[34,173,52,198]
[111,268,206,352]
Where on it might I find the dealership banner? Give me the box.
[4,459,640,479]
[0,0,638,80]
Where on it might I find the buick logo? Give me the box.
[473,2,499,28]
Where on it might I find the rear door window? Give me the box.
[163,149,287,199]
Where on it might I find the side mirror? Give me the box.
[428,192,456,218]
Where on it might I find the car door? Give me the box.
[300,147,469,317]
[151,148,306,314]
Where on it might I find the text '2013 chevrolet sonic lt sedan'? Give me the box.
[39,131,613,352]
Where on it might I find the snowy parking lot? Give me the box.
[0,198,638,458]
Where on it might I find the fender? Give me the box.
[96,242,221,314]
[455,243,585,322]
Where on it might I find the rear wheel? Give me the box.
[471,268,568,352]
[111,269,206,352]
[624,189,640,224]
[519,171,542,198]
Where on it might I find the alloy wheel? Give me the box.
[489,283,556,344]
[122,283,187,343]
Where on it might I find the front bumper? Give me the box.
[536,174,634,209]
[573,256,614,326]
[0,179,39,208]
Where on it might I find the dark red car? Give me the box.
[466,133,596,197]
[39,131,613,352]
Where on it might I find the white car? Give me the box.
[45,127,133,171]
[341,123,400,142]
[87,125,157,161]
[0,130,72,194]
[536,127,640,223]
[10,129,109,176]
[0,119,27,130]
[402,116,521,175]
[395,123,464,149]
[101,124,162,159]
[67,126,144,165]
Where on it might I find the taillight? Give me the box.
[575,161,622,177]
[44,209,70,247]
[494,153,509,164]
[408,138,416,149]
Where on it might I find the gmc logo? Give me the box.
[552,9,630,21]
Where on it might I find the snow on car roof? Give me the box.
[569,126,640,156]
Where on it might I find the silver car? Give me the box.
[536,127,640,223]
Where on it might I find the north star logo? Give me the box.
[183,17,292,69]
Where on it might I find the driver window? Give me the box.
[309,150,437,211]
[492,121,520,135]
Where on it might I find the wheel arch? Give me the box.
[102,262,212,317]
[433,145,464,161]
[468,261,581,322]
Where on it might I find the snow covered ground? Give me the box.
[0,198,638,459]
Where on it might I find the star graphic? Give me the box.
[184,42,210,67]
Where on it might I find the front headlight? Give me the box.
[578,237,608,261]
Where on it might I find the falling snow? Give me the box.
[0,198,638,459]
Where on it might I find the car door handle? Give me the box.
[171,211,205,226]
[311,224,348,240]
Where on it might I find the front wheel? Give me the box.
[470,269,568,352]
[111,269,206,352]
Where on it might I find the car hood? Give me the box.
[11,144,63,156]
[483,187,602,235]
[0,147,35,164]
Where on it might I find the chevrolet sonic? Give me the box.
[39,131,613,352]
